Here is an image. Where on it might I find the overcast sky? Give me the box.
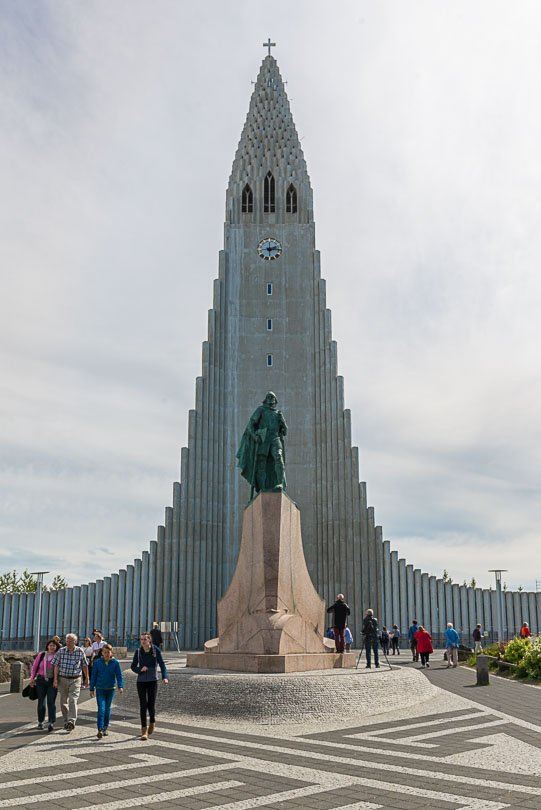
[1,1,540,592]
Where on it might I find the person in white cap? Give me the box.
[326,594,351,653]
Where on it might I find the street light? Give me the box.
[488,569,508,643]
[30,571,49,652]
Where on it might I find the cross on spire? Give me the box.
[263,38,276,56]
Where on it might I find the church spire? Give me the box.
[226,55,313,224]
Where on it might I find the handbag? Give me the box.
[22,683,37,700]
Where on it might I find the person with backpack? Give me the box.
[131,632,169,740]
[326,594,351,654]
[29,638,61,732]
[361,608,380,668]
[390,624,400,655]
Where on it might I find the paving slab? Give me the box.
[0,653,539,809]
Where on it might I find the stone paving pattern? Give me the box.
[0,655,540,809]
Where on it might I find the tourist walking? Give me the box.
[380,626,390,656]
[444,622,460,668]
[29,638,60,731]
[472,624,483,653]
[52,633,89,731]
[131,632,169,740]
[408,620,419,661]
[90,643,124,739]
[92,630,107,657]
[390,624,400,655]
[362,608,380,668]
[83,637,94,678]
[326,594,351,654]
[414,625,433,667]
[150,622,163,649]
[520,622,532,639]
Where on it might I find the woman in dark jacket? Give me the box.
[130,632,168,740]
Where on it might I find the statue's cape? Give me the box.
[236,427,257,485]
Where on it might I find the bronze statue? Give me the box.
[237,392,287,498]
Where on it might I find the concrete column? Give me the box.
[521,592,530,630]
[47,591,57,638]
[133,559,142,637]
[17,593,26,640]
[178,449,189,647]
[125,565,134,637]
[155,524,165,624]
[10,594,19,642]
[109,575,118,640]
[413,568,421,621]
[429,576,438,633]
[444,582,453,627]
[406,565,414,624]
[505,591,513,638]
[63,590,72,638]
[382,541,392,627]
[25,593,35,641]
[56,590,65,639]
[390,550,400,633]
[140,552,149,634]
[459,585,469,633]
[482,589,492,640]
[163,506,173,621]
[79,585,88,639]
[452,584,461,630]
[528,592,538,634]
[421,573,430,628]
[117,570,126,641]
[437,579,445,641]
[87,584,96,636]
[171,481,181,628]
[398,559,407,637]
[466,586,475,638]
[2,595,11,643]
[148,540,157,631]
[94,581,103,633]
[102,578,111,638]
[0,595,5,640]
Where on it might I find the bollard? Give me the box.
[476,654,489,686]
[10,660,24,693]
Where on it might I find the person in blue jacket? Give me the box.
[131,632,169,740]
[89,643,124,738]
[444,623,460,668]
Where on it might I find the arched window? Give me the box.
[242,184,253,213]
[286,183,297,213]
[264,172,275,213]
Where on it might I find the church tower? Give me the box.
[170,51,384,647]
[2,49,537,651]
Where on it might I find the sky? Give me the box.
[1,1,540,592]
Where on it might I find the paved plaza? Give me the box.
[0,655,540,809]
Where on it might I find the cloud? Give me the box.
[0,1,540,593]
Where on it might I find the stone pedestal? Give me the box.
[187,492,354,672]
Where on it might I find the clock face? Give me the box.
[257,237,282,261]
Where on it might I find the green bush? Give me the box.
[502,636,531,664]
[516,636,541,680]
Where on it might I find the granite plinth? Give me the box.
[186,651,356,673]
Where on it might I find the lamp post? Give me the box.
[30,571,49,652]
[488,569,508,643]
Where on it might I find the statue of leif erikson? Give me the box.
[236,392,288,498]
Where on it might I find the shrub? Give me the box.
[502,636,531,665]
[516,636,541,680]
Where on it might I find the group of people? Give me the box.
[28,626,168,740]
[326,596,464,669]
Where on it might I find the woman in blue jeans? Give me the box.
[89,644,124,738]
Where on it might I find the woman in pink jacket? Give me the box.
[30,638,61,731]
[414,626,433,668]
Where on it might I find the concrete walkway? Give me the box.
[0,654,540,809]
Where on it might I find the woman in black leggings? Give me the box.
[131,632,168,739]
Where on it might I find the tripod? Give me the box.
[356,642,392,671]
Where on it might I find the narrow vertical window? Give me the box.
[286,183,297,213]
[267,354,273,367]
[264,171,275,213]
[266,282,273,295]
[241,183,253,213]
[267,319,273,331]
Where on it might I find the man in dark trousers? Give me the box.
[327,594,351,653]
[150,623,163,649]
[362,608,380,668]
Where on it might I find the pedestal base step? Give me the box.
[186,651,356,673]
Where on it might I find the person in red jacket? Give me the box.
[414,626,433,668]
[519,622,532,639]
